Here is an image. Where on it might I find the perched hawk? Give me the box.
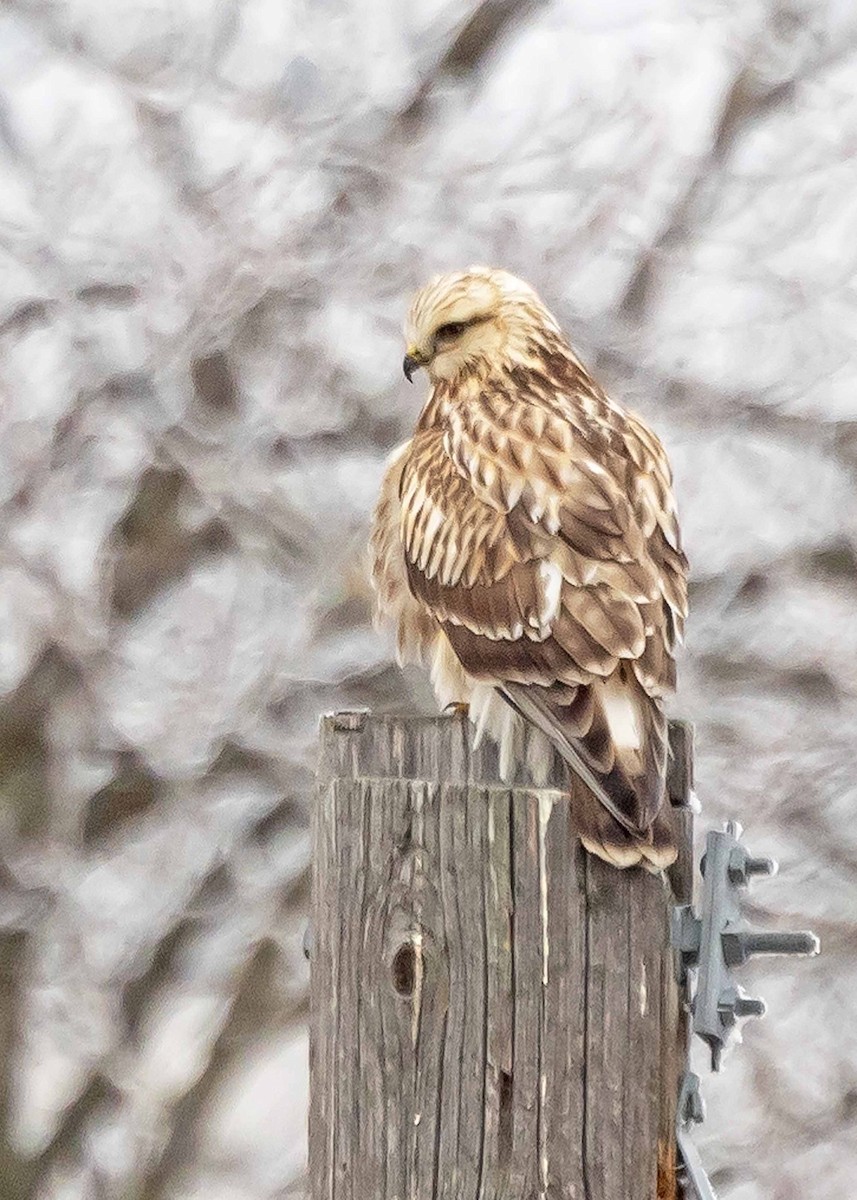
[370,268,688,868]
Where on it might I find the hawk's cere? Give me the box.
[370,268,688,868]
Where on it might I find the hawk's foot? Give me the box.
[443,701,470,717]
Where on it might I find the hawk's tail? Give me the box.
[574,786,676,871]
[500,675,677,870]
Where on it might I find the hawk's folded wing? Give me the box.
[397,388,688,836]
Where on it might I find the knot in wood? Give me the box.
[390,938,418,997]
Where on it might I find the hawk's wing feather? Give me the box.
[499,677,667,836]
[397,382,687,836]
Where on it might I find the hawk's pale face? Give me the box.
[403,268,560,384]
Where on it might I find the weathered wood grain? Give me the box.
[310,712,693,1200]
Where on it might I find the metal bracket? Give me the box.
[674,820,819,1070]
[672,822,820,1198]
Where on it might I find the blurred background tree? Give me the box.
[0,1,855,1196]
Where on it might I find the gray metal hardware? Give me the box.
[674,820,819,1070]
[676,1072,717,1200]
[673,822,820,1197]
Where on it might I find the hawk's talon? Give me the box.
[443,702,470,717]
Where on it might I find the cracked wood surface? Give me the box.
[310,712,693,1199]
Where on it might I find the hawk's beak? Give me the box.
[403,353,421,383]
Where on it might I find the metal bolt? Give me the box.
[727,846,777,886]
[722,929,820,966]
[717,986,766,1026]
[745,855,778,878]
[732,995,766,1019]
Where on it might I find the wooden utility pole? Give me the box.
[310,711,694,1200]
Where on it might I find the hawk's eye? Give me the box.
[435,321,468,341]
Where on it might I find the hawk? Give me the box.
[370,268,688,868]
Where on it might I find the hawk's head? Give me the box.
[403,267,561,385]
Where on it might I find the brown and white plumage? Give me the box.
[371,268,688,868]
